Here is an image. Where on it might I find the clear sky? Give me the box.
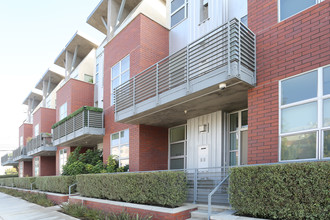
[0,0,105,174]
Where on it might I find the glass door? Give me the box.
[169,125,187,169]
[229,110,248,166]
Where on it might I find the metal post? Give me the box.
[238,20,241,78]
[133,78,136,114]
[87,110,90,127]
[156,63,159,105]
[193,168,197,204]
[186,46,190,94]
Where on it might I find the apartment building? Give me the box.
[2,0,329,184]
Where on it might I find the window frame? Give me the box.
[34,157,39,176]
[34,123,39,137]
[111,55,130,106]
[19,162,23,177]
[279,65,330,162]
[199,0,209,24]
[110,129,129,167]
[278,0,323,22]
[59,148,68,174]
[168,124,187,170]
[170,0,188,28]
[59,102,67,120]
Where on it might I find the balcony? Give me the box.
[114,18,256,127]
[13,147,32,162]
[1,154,18,166]
[52,106,104,147]
[26,133,57,156]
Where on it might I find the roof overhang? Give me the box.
[86,0,141,34]
[54,31,99,68]
[22,91,43,106]
[35,66,65,92]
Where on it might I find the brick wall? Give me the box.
[247,0,330,163]
[19,123,33,146]
[56,78,94,122]
[23,161,32,177]
[32,107,56,136]
[103,14,169,171]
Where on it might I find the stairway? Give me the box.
[187,204,231,220]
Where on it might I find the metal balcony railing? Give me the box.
[26,133,54,156]
[12,146,31,161]
[114,18,256,115]
[52,106,104,146]
[1,153,17,166]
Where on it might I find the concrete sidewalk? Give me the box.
[0,192,78,220]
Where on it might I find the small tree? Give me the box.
[5,167,18,175]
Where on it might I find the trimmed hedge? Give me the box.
[77,171,187,208]
[230,162,330,220]
[52,106,103,129]
[0,178,15,187]
[0,174,18,179]
[35,176,76,194]
[13,177,36,189]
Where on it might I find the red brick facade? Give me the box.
[32,107,56,137]
[19,123,33,146]
[32,156,56,176]
[20,161,32,177]
[56,78,94,121]
[103,14,169,171]
[247,0,330,164]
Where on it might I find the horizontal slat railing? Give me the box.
[26,133,53,154]
[114,18,256,114]
[1,154,14,164]
[52,109,104,141]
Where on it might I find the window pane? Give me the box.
[230,113,238,131]
[241,110,248,128]
[171,0,185,13]
[120,159,129,167]
[111,133,119,146]
[280,0,316,21]
[324,99,330,127]
[230,133,238,150]
[281,71,317,105]
[324,66,330,95]
[112,77,120,91]
[111,63,120,79]
[281,102,317,133]
[120,130,129,144]
[121,71,130,84]
[230,152,238,166]
[324,130,330,158]
[171,7,185,27]
[170,126,185,143]
[121,56,130,72]
[111,146,119,156]
[170,158,184,169]
[170,142,185,157]
[281,132,316,161]
[120,145,129,158]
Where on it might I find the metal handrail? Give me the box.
[207,174,230,220]
[69,183,77,196]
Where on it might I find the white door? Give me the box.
[198,145,208,168]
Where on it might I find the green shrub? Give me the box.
[61,203,151,220]
[13,177,36,189]
[36,176,76,194]
[230,161,330,220]
[77,171,187,208]
[0,177,15,187]
[0,174,18,179]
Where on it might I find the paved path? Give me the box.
[0,192,78,220]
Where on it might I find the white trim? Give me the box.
[110,129,129,167]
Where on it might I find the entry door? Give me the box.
[229,110,248,166]
[198,146,208,168]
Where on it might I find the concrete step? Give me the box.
[191,210,220,219]
[197,204,230,212]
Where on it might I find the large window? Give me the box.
[59,149,67,174]
[34,157,39,176]
[171,0,188,27]
[111,129,129,167]
[20,136,23,147]
[19,162,23,177]
[169,125,187,169]
[280,66,330,161]
[59,102,67,120]
[279,0,323,21]
[111,55,130,105]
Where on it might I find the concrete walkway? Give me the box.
[0,192,78,220]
